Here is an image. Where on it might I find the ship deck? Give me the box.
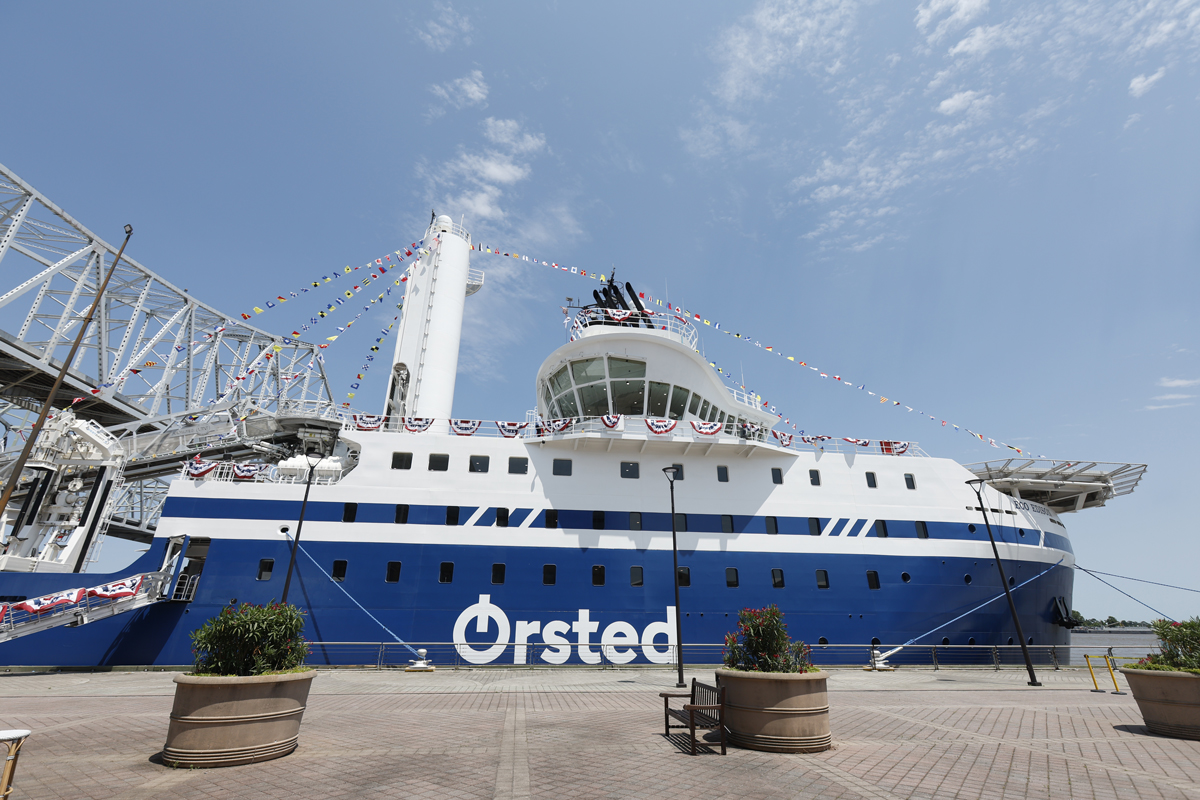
[5,666,1194,800]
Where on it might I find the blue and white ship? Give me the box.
[0,215,1147,667]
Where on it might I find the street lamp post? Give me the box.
[662,466,686,688]
[966,478,1041,687]
[280,448,324,605]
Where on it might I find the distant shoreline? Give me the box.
[1073,627,1153,634]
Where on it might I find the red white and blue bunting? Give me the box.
[601,414,623,429]
[843,437,871,447]
[691,420,723,435]
[772,431,794,447]
[450,419,483,436]
[233,464,269,480]
[185,458,219,478]
[645,418,678,435]
[16,588,85,614]
[354,414,386,431]
[403,417,435,433]
[87,575,144,600]
[495,421,529,438]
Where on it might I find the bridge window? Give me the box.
[648,381,670,416]
[394,504,409,524]
[496,507,509,527]
[771,467,783,485]
[549,365,572,396]
[554,391,579,417]
[543,564,556,585]
[865,471,877,488]
[621,461,640,479]
[717,465,729,482]
[808,518,822,536]
[915,521,929,539]
[607,357,646,378]
[816,569,830,589]
[726,567,739,588]
[446,506,460,526]
[904,473,917,490]
[809,469,821,486]
[571,357,605,384]
[592,565,605,586]
[630,565,644,586]
[765,516,778,535]
[676,566,691,587]
[711,407,722,423]
[429,453,449,471]
[492,563,506,585]
[875,520,888,538]
[698,398,711,419]
[545,509,558,528]
[439,562,454,583]
[257,559,273,581]
[771,568,785,589]
[332,560,347,582]
[552,459,572,476]
[610,380,645,415]
[721,515,734,533]
[386,561,401,583]
[342,503,357,523]
[469,455,489,473]
[668,386,690,420]
[629,512,642,530]
[578,382,609,416]
[391,452,412,470]
[688,394,702,415]
[593,510,605,530]
[508,456,528,474]
[867,570,881,590]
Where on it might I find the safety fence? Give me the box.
[302,642,1153,670]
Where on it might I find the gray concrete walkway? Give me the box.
[2,666,1197,799]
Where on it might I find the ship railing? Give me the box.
[298,642,1137,670]
[371,415,926,456]
[176,460,349,485]
[572,307,699,350]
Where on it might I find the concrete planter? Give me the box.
[162,670,315,768]
[715,668,831,753]
[1120,668,1200,741]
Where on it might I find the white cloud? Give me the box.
[1159,377,1200,387]
[916,0,990,45]
[937,90,988,115]
[1129,67,1166,97]
[482,118,546,154]
[430,70,489,111]
[1145,402,1193,411]
[418,3,472,52]
[1152,394,1195,401]
[1123,113,1141,129]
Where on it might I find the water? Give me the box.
[1067,631,1157,666]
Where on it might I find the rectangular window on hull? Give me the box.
[677,566,691,587]
[593,510,605,530]
[469,455,490,473]
[496,507,509,528]
[674,513,687,532]
[765,516,778,535]
[867,570,881,590]
[429,453,449,471]
[629,512,642,531]
[915,520,929,539]
[592,565,605,586]
[395,504,409,524]
[257,559,274,581]
[726,567,739,588]
[342,503,357,523]
[439,562,454,583]
[771,568,785,589]
[620,462,639,479]
[492,563,506,585]
[721,515,734,534]
[905,473,916,490]
[865,472,877,488]
[508,456,529,474]
[552,459,572,476]
[446,506,460,526]
[809,469,821,486]
[386,561,401,583]
[630,565,644,586]
[545,509,558,528]
[332,560,347,582]
[391,452,412,470]
[808,518,822,536]
[543,564,556,585]
[815,569,830,589]
[717,465,729,483]
[771,467,783,485]
[875,519,888,538]
[671,463,684,480]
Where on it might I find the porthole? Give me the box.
[818,637,829,645]
[901,572,911,583]
[968,637,976,645]
[964,574,972,585]
[871,637,881,646]
[1008,576,1015,586]
[942,637,950,645]
[1018,528,1025,537]
[1028,637,1033,645]
[1007,637,1014,645]
[968,524,976,533]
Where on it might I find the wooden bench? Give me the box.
[660,678,726,755]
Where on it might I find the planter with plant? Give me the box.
[162,601,314,768]
[715,605,831,753]
[1120,617,1200,740]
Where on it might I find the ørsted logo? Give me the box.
[452,594,677,665]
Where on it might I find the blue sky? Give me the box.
[5,1,1198,621]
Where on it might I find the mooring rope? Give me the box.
[1073,565,1176,622]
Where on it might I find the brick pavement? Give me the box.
[1,667,1197,800]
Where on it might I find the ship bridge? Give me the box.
[966,459,1147,513]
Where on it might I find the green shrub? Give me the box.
[1136,617,1200,673]
[190,602,310,676]
[723,605,817,673]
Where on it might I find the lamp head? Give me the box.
[124,224,133,236]
[965,478,985,493]
[662,466,677,482]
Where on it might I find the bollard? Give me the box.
[1084,655,1106,693]
[1103,655,1126,695]
[1,729,31,800]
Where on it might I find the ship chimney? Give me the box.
[385,215,473,426]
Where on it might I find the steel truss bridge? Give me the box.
[1,162,340,549]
